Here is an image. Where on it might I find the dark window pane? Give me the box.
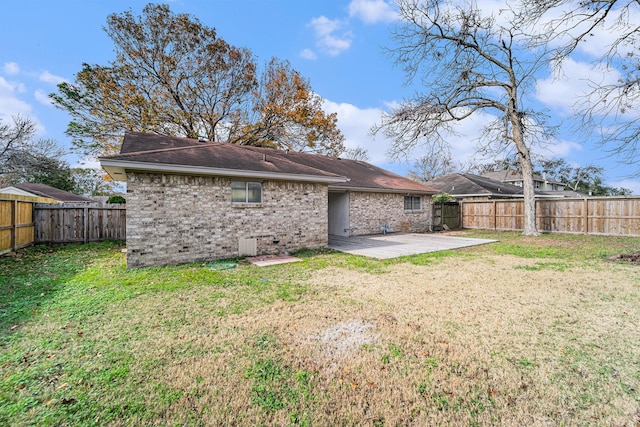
[247,182,262,203]
[404,196,412,210]
[412,196,421,210]
[231,181,246,203]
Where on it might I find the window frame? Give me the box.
[404,195,422,212]
[231,181,262,204]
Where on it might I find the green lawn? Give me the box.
[1,232,639,426]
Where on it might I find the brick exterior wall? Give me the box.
[348,192,432,235]
[126,172,328,268]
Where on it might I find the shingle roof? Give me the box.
[13,183,94,202]
[101,132,437,194]
[426,173,527,197]
[481,170,565,186]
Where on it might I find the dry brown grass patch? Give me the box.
[99,254,640,426]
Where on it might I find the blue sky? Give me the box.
[1,0,639,193]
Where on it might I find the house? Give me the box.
[425,173,559,200]
[0,183,94,203]
[481,170,567,192]
[100,132,437,268]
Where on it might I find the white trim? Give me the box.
[329,185,436,194]
[100,159,348,184]
[0,186,36,197]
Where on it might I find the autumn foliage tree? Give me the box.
[51,4,344,157]
[244,58,345,155]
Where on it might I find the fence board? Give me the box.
[461,197,640,236]
[0,199,35,255]
[34,203,126,244]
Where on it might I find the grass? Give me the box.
[1,232,639,425]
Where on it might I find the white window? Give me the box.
[231,181,262,203]
[535,181,541,189]
[404,195,422,211]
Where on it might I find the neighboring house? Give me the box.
[481,170,567,192]
[100,132,437,268]
[0,183,94,203]
[425,173,559,200]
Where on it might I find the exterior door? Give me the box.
[328,192,349,236]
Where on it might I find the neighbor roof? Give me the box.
[2,183,94,202]
[481,170,565,186]
[100,132,437,194]
[425,173,556,198]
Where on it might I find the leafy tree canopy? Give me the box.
[51,3,345,157]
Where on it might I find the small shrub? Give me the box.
[433,193,456,203]
[107,195,126,204]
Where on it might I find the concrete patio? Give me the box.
[328,233,497,259]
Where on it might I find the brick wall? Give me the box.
[126,172,328,268]
[348,192,432,235]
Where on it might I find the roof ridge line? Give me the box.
[110,141,224,158]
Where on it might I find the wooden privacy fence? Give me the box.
[433,202,461,230]
[461,197,640,236]
[34,203,126,244]
[0,198,35,255]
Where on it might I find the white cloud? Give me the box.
[529,2,640,59]
[349,0,397,24]
[610,179,640,195]
[3,62,20,75]
[535,58,619,113]
[323,98,500,170]
[34,89,52,106]
[0,76,33,119]
[299,48,318,60]
[0,76,45,134]
[308,16,352,56]
[323,99,388,163]
[38,70,66,85]
[535,138,582,158]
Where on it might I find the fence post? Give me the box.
[493,200,497,231]
[83,206,89,244]
[583,198,588,235]
[11,200,17,252]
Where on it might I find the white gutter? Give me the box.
[100,159,349,184]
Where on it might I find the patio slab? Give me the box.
[246,254,303,267]
[328,233,497,259]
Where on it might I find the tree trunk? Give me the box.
[512,115,540,236]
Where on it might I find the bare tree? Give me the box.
[342,146,372,162]
[0,115,36,162]
[521,0,640,172]
[408,151,459,182]
[374,0,553,235]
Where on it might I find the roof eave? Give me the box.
[99,159,349,184]
[329,184,436,194]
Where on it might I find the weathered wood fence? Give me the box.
[34,203,126,244]
[461,197,640,236]
[1,199,126,254]
[0,198,36,255]
[433,202,461,230]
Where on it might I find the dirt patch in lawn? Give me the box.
[608,252,640,263]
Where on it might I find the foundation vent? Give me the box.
[238,237,257,256]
